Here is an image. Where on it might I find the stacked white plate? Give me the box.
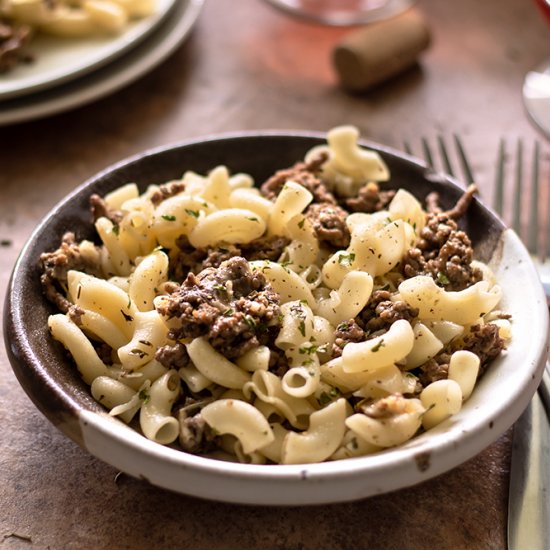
[0,0,204,125]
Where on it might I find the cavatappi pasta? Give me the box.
[40,126,511,465]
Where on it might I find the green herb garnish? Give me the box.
[337,252,355,267]
[437,271,450,285]
[138,389,150,404]
[371,339,385,352]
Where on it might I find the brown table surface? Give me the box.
[1,0,548,548]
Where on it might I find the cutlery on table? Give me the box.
[408,134,550,549]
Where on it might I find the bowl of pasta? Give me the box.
[5,126,548,505]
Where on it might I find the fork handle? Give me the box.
[539,365,550,423]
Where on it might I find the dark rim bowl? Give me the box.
[4,131,548,505]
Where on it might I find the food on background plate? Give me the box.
[0,0,156,73]
[39,126,511,465]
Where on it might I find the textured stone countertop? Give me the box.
[1,0,548,548]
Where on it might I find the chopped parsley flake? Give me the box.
[437,271,450,285]
[244,315,257,329]
[138,389,150,404]
[161,214,176,221]
[299,343,328,355]
[185,209,200,218]
[371,339,385,352]
[319,392,332,406]
[338,252,356,267]
[319,387,340,406]
[337,321,349,331]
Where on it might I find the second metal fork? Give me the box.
[494,139,549,294]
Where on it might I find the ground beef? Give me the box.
[418,352,452,386]
[156,341,191,370]
[344,182,395,213]
[39,232,103,313]
[417,322,504,385]
[425,191,441,214]
[89,193,123,224]
[241,235,290,262]
[169,236,291,282]
[403,186,481,289]
[156,256,282,359]
[150,180,186,205]
[401,210,482,291]
[462,323,505,376]
[260,151,335,204]
[169,236,216,282]
[268,348,290,377]
[332,319,365,358]
[305,202,350,249]
[177,407,218,453]
[0,18,32,74]
[358,290,419,334]
[94,342,115,366]
[425,185,477,216]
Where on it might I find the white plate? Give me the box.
[0,0,204,126]
[0,0,177,101]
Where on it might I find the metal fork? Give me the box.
[403,134,475,190]
[410,135,550,410]
[410,135,550,548]
[494,139,550,295]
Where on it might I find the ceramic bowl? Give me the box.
[4,132,549,505]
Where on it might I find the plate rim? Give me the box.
[0,0,205,126]
[0,0,178,102]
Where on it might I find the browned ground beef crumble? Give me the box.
[260,151,334,203]
[305,202,351,249]
[169,235,290,282]
[156,256,282,360]
[357,290,419,336]
[0,18,33,73]
[344,181,395,213]
[40,232,103,313]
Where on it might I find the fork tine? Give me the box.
[437,135,454,177]
[453,134,475,185]
[512,139,523,235]
[494,138,505,217]
[421,137,434,169]
[528,141,541,256]
[403,140,413,156]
